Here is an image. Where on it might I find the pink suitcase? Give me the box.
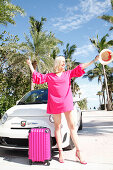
[28,127,51,165]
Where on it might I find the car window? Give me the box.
[18,89,48,105]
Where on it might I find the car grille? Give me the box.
[0,137,28,147]
[0,137,56,148]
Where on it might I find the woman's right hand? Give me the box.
[26,59,31,66]
[26,59,35,73]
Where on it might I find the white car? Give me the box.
[0,89,82,150]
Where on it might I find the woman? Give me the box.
[27,55,99,164]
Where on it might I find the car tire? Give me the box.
[78,112,82,130]
[64,137,75,150]
[29,159,32,165]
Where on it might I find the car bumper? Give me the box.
[0,136,56,150]
[0,131,70,150]
[0,143,28,150]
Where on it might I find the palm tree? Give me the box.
[0,31,24,69]
[78,98,87,110]
[83,63,106,108]
[78,92,82,98]
[63,43,90,109]
[0,0,26,76]
[63,43,77,70]
[107,74,113,103]
[63,43,80,96]
[102,73,113,108]
[98,0,113,31]
[0,0,25,26]
[71,81,80,96]
[20,16,62,90]
[89,34,113,110]
[96,91,103,107]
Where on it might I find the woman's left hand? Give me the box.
[94,55,99,62]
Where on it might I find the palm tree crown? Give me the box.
[98,0,113,30]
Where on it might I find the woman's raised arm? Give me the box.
[81,55,99,70]
[26,59,35,74]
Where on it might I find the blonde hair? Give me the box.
[53,56,65,73]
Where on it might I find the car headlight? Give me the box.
[1,113,8,124]
[49,115,54,123]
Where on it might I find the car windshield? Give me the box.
[18,89,48,105]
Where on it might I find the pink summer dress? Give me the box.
[32,64,85,114]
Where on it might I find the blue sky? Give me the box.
[1,0,113,109]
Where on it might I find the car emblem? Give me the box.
[21,121,26,127]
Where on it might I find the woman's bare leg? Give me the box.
[64,111,80,150]
[64,111,86,163]
[53,114,64,162]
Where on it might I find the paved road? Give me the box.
[0,110,113,170]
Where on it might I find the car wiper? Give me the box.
[18,101,47,105]
[34,100,47,104]
[34,101,44,104]
[18,101,26,105]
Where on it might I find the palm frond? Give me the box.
[111,0,113,10]
[109,26,113,30]
[107,40,113,46]
[98,15,113,24]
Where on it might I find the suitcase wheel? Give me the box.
[46,160,50,166]
[29,159,32,165]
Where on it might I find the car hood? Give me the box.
[6,104,48,117]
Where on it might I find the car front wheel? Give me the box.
[64,137,75,150]
[78,112,82,130]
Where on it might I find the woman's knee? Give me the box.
[64,111,76,130]
[69,121,76,130]
[54,123,61,131]
[53,114,61,131]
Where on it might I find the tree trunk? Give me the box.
[102,65,112,111]
[102,90,106,109]
[99,95,101,105]
[99,76,106,110]
[66,58,70,70]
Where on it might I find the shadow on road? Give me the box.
[0,149,59,165]
[78,114,113,136]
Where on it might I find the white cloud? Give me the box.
[66,6,78,16]
[74,44,96,56]
[51,0,111,31]
[80,0,110,15]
